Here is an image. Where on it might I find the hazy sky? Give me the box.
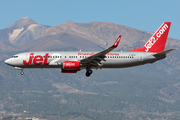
[0,0,179,39]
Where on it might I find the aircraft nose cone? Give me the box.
[4,58,11,65]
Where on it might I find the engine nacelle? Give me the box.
[63,61,80,70]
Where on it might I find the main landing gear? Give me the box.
[86,69,93,77]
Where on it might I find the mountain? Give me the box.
[0,17,50,45]
[41,20,152,49]
[21,32,103,51]
[6,17,37,29]
[1,18,179,51]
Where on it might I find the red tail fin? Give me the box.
[129,22,171,53]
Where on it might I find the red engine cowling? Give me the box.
[63,61,80,70]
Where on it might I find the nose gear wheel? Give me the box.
[20,69,24,75]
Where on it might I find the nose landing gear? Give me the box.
[20,71,24,75]
[15,67,24,75]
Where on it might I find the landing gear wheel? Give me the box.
[86,70,93,77]
[20,71,24,75]
[88,70,92,74]
[86,72,90,77]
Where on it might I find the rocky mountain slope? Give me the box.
[0,17,49,45]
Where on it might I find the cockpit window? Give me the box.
[12,56,18,58]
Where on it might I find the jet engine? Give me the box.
[61,61,80,73]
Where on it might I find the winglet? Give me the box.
[112,35,121,47]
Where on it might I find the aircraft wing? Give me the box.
[80,35,121,67]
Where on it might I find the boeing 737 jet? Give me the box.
[5,22,174,77]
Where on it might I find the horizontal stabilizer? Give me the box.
[153,49,175,56]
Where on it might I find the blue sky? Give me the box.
[0,0,179,39]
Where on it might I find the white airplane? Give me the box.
[5,22,174,77]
